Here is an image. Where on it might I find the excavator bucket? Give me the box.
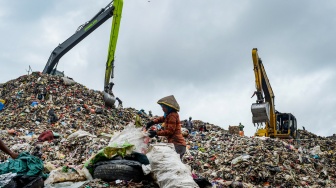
[251,102,270,123]
[103,92,116,108]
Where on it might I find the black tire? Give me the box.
[94,159,142,170]
[94,164,144,182]
[2,179,17,188]
[22,176,44,188]
[11,175,44,188]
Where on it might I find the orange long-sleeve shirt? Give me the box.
[153,112,186,146]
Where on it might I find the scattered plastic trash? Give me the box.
[231,154,251,165]
[31,101,38,107]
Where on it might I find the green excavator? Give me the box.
[42,0,123,107]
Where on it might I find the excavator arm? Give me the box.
[43,1,117,74]
[103,0,123,107]
[42,0,124,107]
[104,0,123,91]
[251,48,276,136]
[251,48,298,139]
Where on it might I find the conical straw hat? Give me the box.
[157,95,180,111]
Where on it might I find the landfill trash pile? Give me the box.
[327,134,336,140]
[0,73,164,187]
[1,73,336,187]
[0,73,150,166]
[0,73,158,187]
[184,124,336,187]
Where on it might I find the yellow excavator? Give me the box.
[250,48,298,139]
[42,0,123,107]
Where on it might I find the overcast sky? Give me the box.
[1,0,336,137]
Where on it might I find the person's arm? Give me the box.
[0,139,18,159]
[146,116,165,130]
[152,116,165,124]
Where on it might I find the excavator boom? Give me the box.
[104,0,123,89]
[251,48,275,129]
[42,0,124,107]
[43,1,116,74]
[103,0,123,107]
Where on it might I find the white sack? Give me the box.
[146,143,199,188]
[109,123,148,153]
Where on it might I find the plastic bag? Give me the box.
[181,128,189,137]
[142,164,151,175]
[44,168,86,185]
[146,143,199,188]
[10,143,31,152]
[0,102,4,111]
[44,181,87,188]
[67,130,96,140]
[109,123,148,153]
[310,145,322,155]
[44,162,56,173]
[81,167,93,181]
[231,154,250,165]
[0,172,17,187]
[84,143,135,173]
[298,147,303,153]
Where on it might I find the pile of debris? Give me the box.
[1,73,336,188]
[183,125,336,187]
[0,73,159,187]
[0,73,150,165]
[327,134,336,140]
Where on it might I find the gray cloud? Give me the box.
[1,0,336,136]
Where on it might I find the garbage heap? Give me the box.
[184,125,336,187]
[327,134,336,140]
[0,73,150,167]
[1,73,336,187]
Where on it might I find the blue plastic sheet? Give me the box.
[0,102,4,111]
[31,101,38,107]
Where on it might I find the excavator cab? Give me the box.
[253,112,298,139]
[276,113,297,138]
